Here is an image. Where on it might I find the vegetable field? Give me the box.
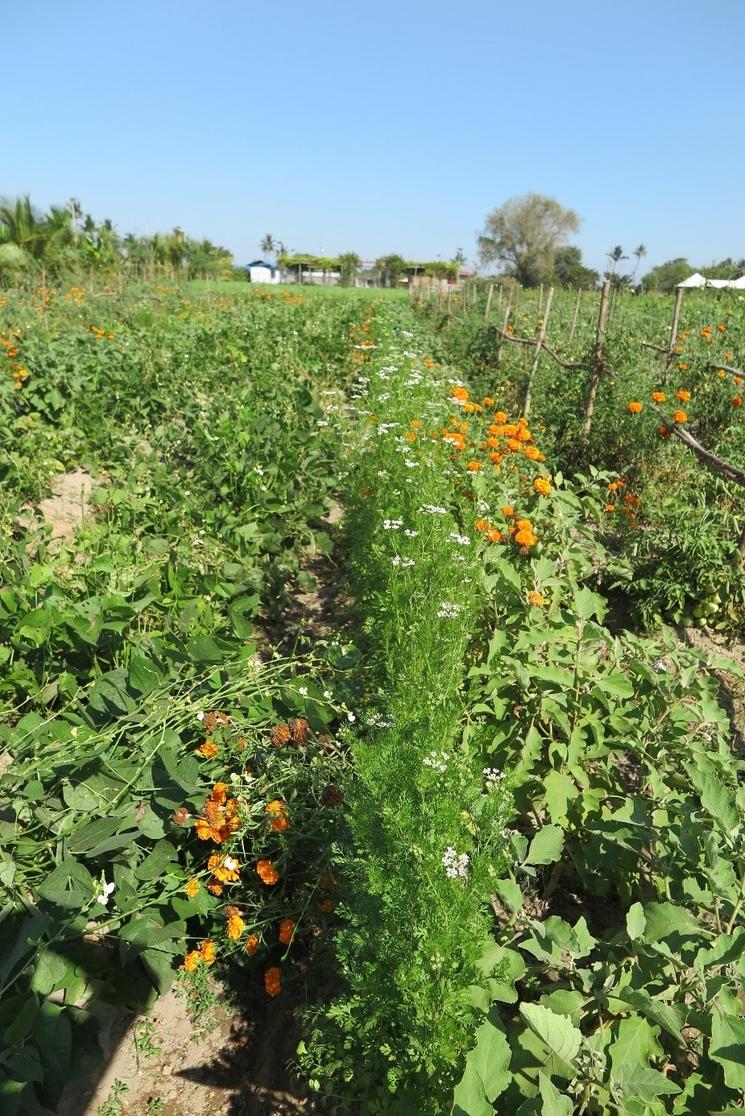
[1,280,744,1115]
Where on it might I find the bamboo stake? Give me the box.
[568,288,582,344]
[523,287,554,418]
[580,279,611,440]
[664,287,685,377]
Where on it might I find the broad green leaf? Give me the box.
[34,1001,72,1105]
[452,1008,511,1115]
[525,825,564,866]
[542,770,577,823]
[609,1017,662,1074]
[626,902,645,940]
[572,586,606,622]
[695,929,745,973]
[641,902,700,944]
[38,859,94,909]
[612,1061,680,1099]
[710,1009,745,1091]
[686,766,740,837]
[128,653,162,695]
[619,989,685,1041]
[30,949,75,995]
[519,1003,582,1067]
[538,1072,572,1115]
[493,877,524,913]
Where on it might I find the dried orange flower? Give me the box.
[256,859,280,885]
[245,934,260,955]
[732,395,743,407]
[197,740,219,759]
[289,718,309,745]
[658,425,671,438]
[270,723,291,747]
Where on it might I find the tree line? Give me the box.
[0,195,234,282]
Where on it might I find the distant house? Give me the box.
[244,259,279,284]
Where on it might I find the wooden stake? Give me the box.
[523,287,554,417]
[580,279,611,440]
[538,284,544,314]
[483,284,494,325]
[665,286,684,373]
[568,288,582,344]
[496,293,514,364]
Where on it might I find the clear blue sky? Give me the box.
[5,0,744,275]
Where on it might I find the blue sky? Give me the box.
[5,0,744,275]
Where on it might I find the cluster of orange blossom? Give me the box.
[0,329,29,388]
[64,285,85,305]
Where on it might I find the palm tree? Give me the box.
[260,234,277,259]
[632,243,647,284]
[606,245,628,275]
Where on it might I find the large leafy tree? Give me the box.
[478,193,580,287]
[553,246,599,289]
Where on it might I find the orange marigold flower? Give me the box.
[466,459,481,472]
[410,419,422,429]
[256,859,280,885]
[183,950,201,973]
[485,528,503,544]
[724,351,733,360]
[225,906,246,941]
[451,385,469,401]
[264,966,281,997]
[278,919,295,945]
[207,880,224,896]
[208,853,241,883]
[526,590,546,607]
[245,934,260,955]
[197,740,219,759]
[701,326,712,336]
[651,391,666,403]
[673,410,688,424]
[184,878,200,899]
[199,940,217,965]
[718,323,726,332]
[483,396,494,406]
[514,528,537,548]
[195,786,241,844]
[677,362,688,372]
[732,395,743,407]
[605,503,616,513]
[627,401,643,414]
[735,375,744,386]
[676,389,691,402]
[265,800,290,831]
[474,518,489,533]
[533,476,551,496]
[501,505,514,517]
[494,411,508,423]
[718,369,727,378]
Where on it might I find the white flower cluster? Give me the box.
[442,847,470,880]
[449,532,470,547]
[404,528,419,537]
[419,504,449,515]
[423,751,449,773]
[365,711,395,729]
[483,767,506,789]
[437,601,462,619]
[383,518,404,530]
[391,556,415,568]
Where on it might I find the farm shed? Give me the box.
[245,259,279,284]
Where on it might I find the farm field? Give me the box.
[1,279,744,1116]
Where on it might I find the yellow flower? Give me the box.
[184,878,200,899]
[526,590,546,607]
[533,476,552,496]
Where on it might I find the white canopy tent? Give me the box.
[677,272,745,289]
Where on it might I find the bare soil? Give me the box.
[38,468,95,540]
